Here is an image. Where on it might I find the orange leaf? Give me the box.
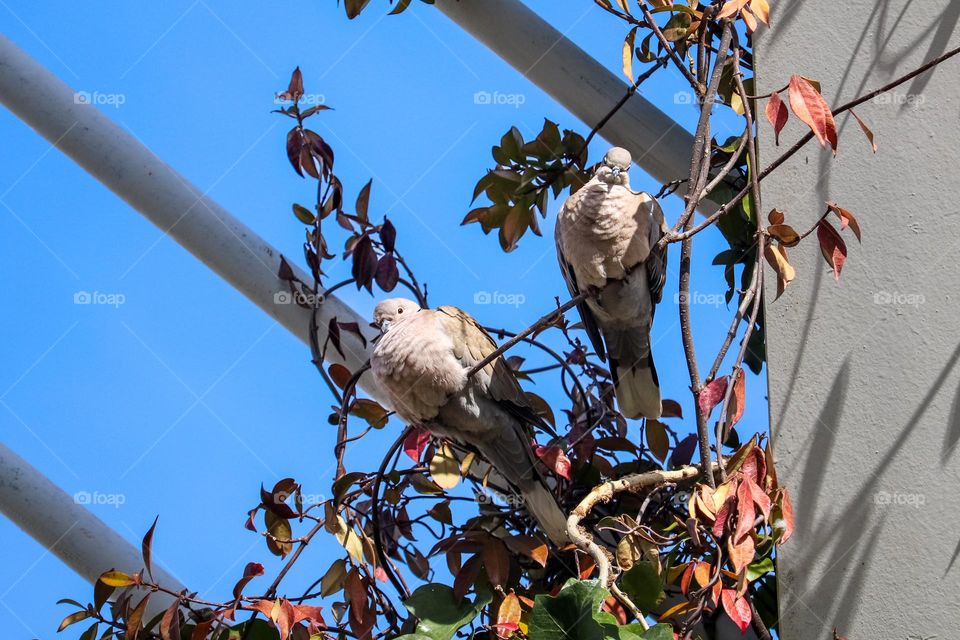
[496,593,522,639]
[826,202,862,243]
[764,243,796,299]
[721,589,752,633]
[849,109,877,153]
[751,0,770,24]
[716,0,747,19]
[778,488,795,544]
[788,75,837,153]
[505,535,549,568]
[693,561,712,588]
[765,91,789,145]
[727,369,746,428]
[726,534,755,574]
[816,220,847,280]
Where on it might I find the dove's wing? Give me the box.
[640,193,668,307]
[435,306,547,430]
[555,231,606,361]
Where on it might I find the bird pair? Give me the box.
[369,147,667,545]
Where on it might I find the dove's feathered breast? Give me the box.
[371,310,466,423]
[555,179,656,289]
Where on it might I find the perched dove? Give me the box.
[370,298,569,545]
[555,147,668,419]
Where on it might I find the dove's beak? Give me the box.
[611,167,622,178]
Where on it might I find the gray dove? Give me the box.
[555,147,668,419]
[370,298,569,545]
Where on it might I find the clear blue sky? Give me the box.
[0,1,763,637]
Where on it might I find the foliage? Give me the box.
[53,1,958,640]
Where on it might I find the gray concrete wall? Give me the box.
[757,2,960,638]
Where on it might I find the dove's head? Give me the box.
[372,298,421,333]
[595,147,632,186]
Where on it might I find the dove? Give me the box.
[370,298,569,545]
[555,146,668,419]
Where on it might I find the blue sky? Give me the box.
[0,1,763,637]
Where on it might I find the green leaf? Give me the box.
[528,579,610,640]
[640,624,675,640]
[403,584,490,640]
[747,556,775,581]
[619,561,665,612]
[662,13,692,41]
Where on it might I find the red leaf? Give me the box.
[142,516,159,581]
[721,589,752,634]
[816,220,847,280]
[744,476,772,521]
[660,399,683,418]
[699,376,729,418]
[293,604,325,626]
[788,75,837,153]
[403,428,431,462]
[232,562,265,600]
[483,540,511,588]
[534,444,571,480]
[375,254,399,292]
[286,128,303,176]
[712,491,735,538]
[740,448,767,486]
[734,479,756,543]
[765,91,789,145]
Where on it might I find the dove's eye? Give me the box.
[397,308,404,314]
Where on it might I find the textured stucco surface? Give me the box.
[756,2,960,638]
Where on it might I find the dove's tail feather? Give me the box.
[606,329,661,420]
[519,481,570,546]
[473,420,570,546]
